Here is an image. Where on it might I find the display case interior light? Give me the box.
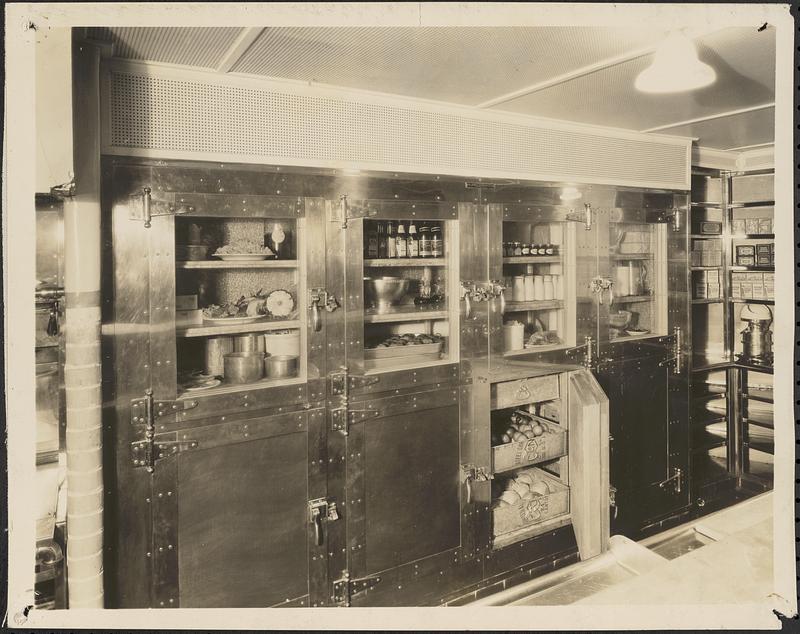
[559,186,582,201]
[635,31,716,94]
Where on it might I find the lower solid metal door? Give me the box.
[595,352,689,535]
[143,406,328,608]
[334,384,479,606]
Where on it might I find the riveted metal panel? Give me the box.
[176,428,310,607]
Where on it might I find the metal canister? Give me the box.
[233,333,266,353]
[205,336,233,376]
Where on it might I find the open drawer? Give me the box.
[492,417,567,473]
[492,467,570,543]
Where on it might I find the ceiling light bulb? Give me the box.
[635,31,716,94]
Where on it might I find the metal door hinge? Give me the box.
[658,467,683,495]
[566,202,593,230]
[330,368,379,397]
[130,390,200,471]
[331,405,380,435]
[658,326,684,375]
[309,498,340,546]
[333,571,382,606]
[130,187,196,228]
[329,195,377,228]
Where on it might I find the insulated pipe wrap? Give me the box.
[63,36,104,608]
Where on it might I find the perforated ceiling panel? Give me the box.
[89,27,244,69]
[106,69,689,189]
[230,26,669,107]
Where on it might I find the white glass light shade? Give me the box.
[635,31,716,93]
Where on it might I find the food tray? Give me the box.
[492,418,567,473]
[491,374,559,410]
[202,315,266,325]
[493,467,570,537]
[364,341,443,360]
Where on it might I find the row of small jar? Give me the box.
[507,274,563,302]
[503,242,560,257]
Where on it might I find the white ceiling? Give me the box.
[89,26,776,151]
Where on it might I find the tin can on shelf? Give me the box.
[205,336,234,376]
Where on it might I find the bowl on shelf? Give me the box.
[176,244,210,261]
[264,354,299,379]
[608,310,632,329]
[364,277,411,313]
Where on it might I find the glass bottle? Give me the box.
[545,243,555,256]
[377,222,388,259]
[512,241,522,256]
[419,223,432,258]
[521,243,530,256]
[408,220,420,258]
[431,224,443,258]
[387,221,397,258]
[396,223,408,258]
[366,221,379,259]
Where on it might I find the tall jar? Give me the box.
[543,275,554,300]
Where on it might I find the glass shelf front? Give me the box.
[173,214,305,394]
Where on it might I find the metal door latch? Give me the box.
[589,276,614,305]
[609,485,618,520]
[658,467,683,494]
[310,288,340,332]
[461,464,492,504]
[333,571,382,606]
[308,498,340,546]
[131,187,195,228]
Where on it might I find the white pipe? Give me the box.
[64,33,104,609]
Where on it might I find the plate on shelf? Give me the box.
[202,315,267,325]
[625,328,650,336]
[183,378,222,392]
[213,253,275,261]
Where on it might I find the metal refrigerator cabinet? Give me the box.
[477,183,691,538]
[102,160,482,608]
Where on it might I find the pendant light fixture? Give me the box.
[635,30,716,93]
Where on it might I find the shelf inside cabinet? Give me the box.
[690,266,723,271]
[503,256,561,264]
[729,200,775,208]
[177,319,300,338]
[364,306,448,323]
[692,354,732,373]
[176,259,298,269]
[504,300,563,312]
[728,298,773,305]
[689,234,723,239]
[364,258,446,267]
[692,429,727,452]
[178,375,304,399]
[611,253,653,261]
[692,298,723,304]
[729,265,774,272]
[492,514,572,551]
[732,233,774,240]
[747,437,774,454]
[614,294,654,304]
[503,342,569,357]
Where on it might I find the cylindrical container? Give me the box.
[224,352,264,384]
[265,354,299,379]
[503,322,525,352]
[543,275,554,300]
[205,336,233,376]
[524,275,535,301]
[533,275,545,301]
[512,276,526,302]
[234,333,266,353]
[554,275,563,300]
[263,330,301,357]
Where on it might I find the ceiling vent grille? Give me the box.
[106,69,689,189]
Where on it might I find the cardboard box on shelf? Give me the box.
[755,243,772,254]
[732,219,747,235]
[739,282,754,297]
[764,283,774,299]
[730,282,741,298]
[707,283,721,298]
[745,218,761,234]
[694,283,708,298]
[736,255,756,266]
[751,282,765,299]
[756,254,772,266]
[758,217,773,234]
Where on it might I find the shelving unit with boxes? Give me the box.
[687,168,774,509]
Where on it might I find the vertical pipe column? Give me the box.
[63,34,104,609]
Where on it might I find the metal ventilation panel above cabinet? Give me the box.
[100,60,691,190]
